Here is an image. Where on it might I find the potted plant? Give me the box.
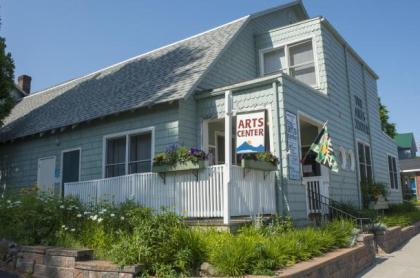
[361,181,389,209]
[240,152,278,171]
[152,145,207,173]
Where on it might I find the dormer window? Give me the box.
[261,39,317,87]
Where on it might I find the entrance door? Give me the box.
[62,149,80,192]
[299,116,329,214]
[37,156,56,193]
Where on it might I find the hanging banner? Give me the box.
[235,111,265,153]
[286,111,301,180]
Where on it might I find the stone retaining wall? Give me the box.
[275,234,376,278]
[13,246,142,278]
[375,221,420,253]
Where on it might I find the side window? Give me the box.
[357,142,372,183]
[388,155,398,189]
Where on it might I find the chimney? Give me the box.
[17,75,32,94]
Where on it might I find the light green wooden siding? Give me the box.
[178,97,198,148]
[0,104,179,191]
[198,6,303,90]
[364,71,402,203]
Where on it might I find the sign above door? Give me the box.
[235,111,265,154]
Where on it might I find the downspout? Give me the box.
[344,46,362,208]
[272,80,284,216]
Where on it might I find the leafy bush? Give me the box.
[0,187,84,245]
[361,181,388,208]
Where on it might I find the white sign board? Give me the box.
[286,111,301,180]
[235,111,265,153]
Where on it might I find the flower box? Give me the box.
[152,160,205,173]
[241,159,277,171]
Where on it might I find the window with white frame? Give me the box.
[357,142,372,183]
[262,39,317,86]
[388,155,398,189]
[105,131,152,178]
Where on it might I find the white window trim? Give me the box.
[356,139,372,182]
[60,147,82,187]
[259,36,320,88]
[347,149,355,172]
[102,127,155,178]
[338,146,347,170]
[386,153,399,191]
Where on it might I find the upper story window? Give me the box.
[261,39,317,87]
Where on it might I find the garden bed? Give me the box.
[0,189,358,277]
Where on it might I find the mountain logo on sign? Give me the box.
[236,141,264,153]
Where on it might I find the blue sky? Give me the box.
[1,0,419,145]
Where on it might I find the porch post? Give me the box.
[224,90,232,224]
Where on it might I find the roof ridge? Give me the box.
[25,15,249,100]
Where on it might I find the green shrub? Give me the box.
[387,201,418,214]
[0,190,356,277]
[199,219,354,276]
[382,211,420,227]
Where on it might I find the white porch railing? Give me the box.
[64,165,276,218]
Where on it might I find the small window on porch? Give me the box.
[105,131,152,178]
[129,133,152,174]
[105,137,126,178]
[205,117,270,166]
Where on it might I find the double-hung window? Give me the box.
[105,130,152,178]
[388,155,398,189]
[262,39,317,87]
[357,142,372,183]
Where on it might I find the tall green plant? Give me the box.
[0,22,16,125]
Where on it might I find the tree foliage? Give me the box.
[379,97,396,138]
[0,22,15,126]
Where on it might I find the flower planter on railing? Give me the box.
[152,160,205,173]
[241,159,277,172]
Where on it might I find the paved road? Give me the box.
[358,233,420,278]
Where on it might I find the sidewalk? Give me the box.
[358,233,420,278]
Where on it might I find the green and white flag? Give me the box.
[308,123,339,173]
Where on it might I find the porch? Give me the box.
[64,165,277,219]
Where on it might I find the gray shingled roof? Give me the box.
[400,158,420,172]
[0,17,248,142]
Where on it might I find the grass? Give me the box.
[0,188,356,277]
